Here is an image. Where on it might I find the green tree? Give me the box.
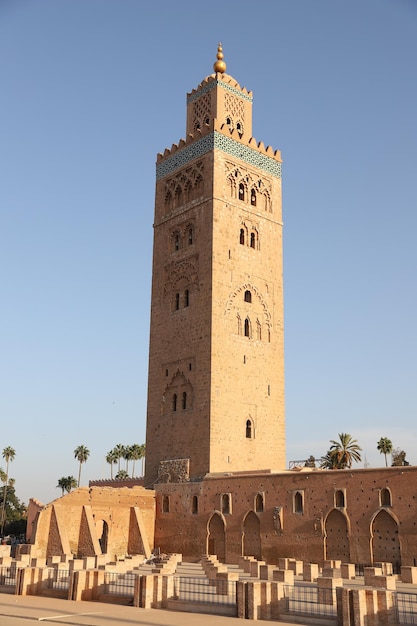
[1,446,16,534]
[321,433,362,470]
[391,447,410,467]
[0,482,26,536]
[320,451,340,470]
[123,445,132,473]
[115,469,129,480]
[329,433,362,469]
[65,476,78,492]
[57,477,67,496]
[113,444,125,472]
[377,437,393,467]
[129,444,145,477]
[106,449,118,479]
[74,445,90,487]
[57,475,78,495]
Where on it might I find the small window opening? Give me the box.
[189,363,192,371]
[240,228,245,245]
[165,369,168,377]
[172,394,177,412]
[175,293,180,310]
[250,232,256,248]
[239,183,245,201]
[184,289,189,307]
[188,228,193,245]
[222,493,230,515]
[255,493,264,513]
[246,420,252,438]
[174,233,180,251]
[251,190,257,206]
[244,290,252,303]
[192,495,198,514]
[182,391,187,410]
[381,488,391,507]
[335,490,345,508]
[294,491,303,514]
[162,495,170,513]
[244,318,250,338]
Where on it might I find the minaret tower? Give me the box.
[145,46,285,485]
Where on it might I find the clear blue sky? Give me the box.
[1,0,416,505]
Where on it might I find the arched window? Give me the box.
[380,487,392,507]
[244,290,252,303]
[182,391,187,410]
[294,491,303,514]
[184,289,189,307]
[175,186,183,208]
[238,183,245,201]
[172,394,177,412]
[175,293,180,310]
[188,227,193,245]
[240,228,245,245]
[255,493,264,513]
[246,419,252,439]
[335,490,345,508]
[174,232,180,251]
[244,318,250,338]
[162,495,170,513]
[221,493,231,515]
[236,121,243,138]
[251,189,257,206]
[192,495,198,515]
[250,232,256,249]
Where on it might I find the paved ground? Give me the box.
[0,594,315,625]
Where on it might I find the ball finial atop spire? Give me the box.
[213,43,226,74]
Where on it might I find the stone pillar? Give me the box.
[341,563,355,580]
[273,569,294,584]
[246,581,262,620]
[303,562,319,582]
[259,564,275,580]
[364,567,396,589]
[288,559,303,575]
[317,576,342,605]
[249,560,266,578]
[401,566,417,584]
[236,580,247,619]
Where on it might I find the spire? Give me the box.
[213,43,226,74]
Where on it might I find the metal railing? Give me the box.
[0,566,17,587]
[394,591,417,625]
[284,584,337,618]
[173,576,237,606]
[104,571,136,596]
[47,569,70,591]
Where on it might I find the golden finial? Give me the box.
[213,42,226,74]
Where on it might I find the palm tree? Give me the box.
[113,444,125,472]
[377,437,393,467]
[320,451,340,470]
[129,444,144,477]
[57,477,67,496]
[65,476,78,492]
[325,433,362,469]
[1,446,16,534]
[74,445,90,487]
[123,445,132,473]
[115,469,129,480]
[106,450,118,479]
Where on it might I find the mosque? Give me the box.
[27,46,417,569]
